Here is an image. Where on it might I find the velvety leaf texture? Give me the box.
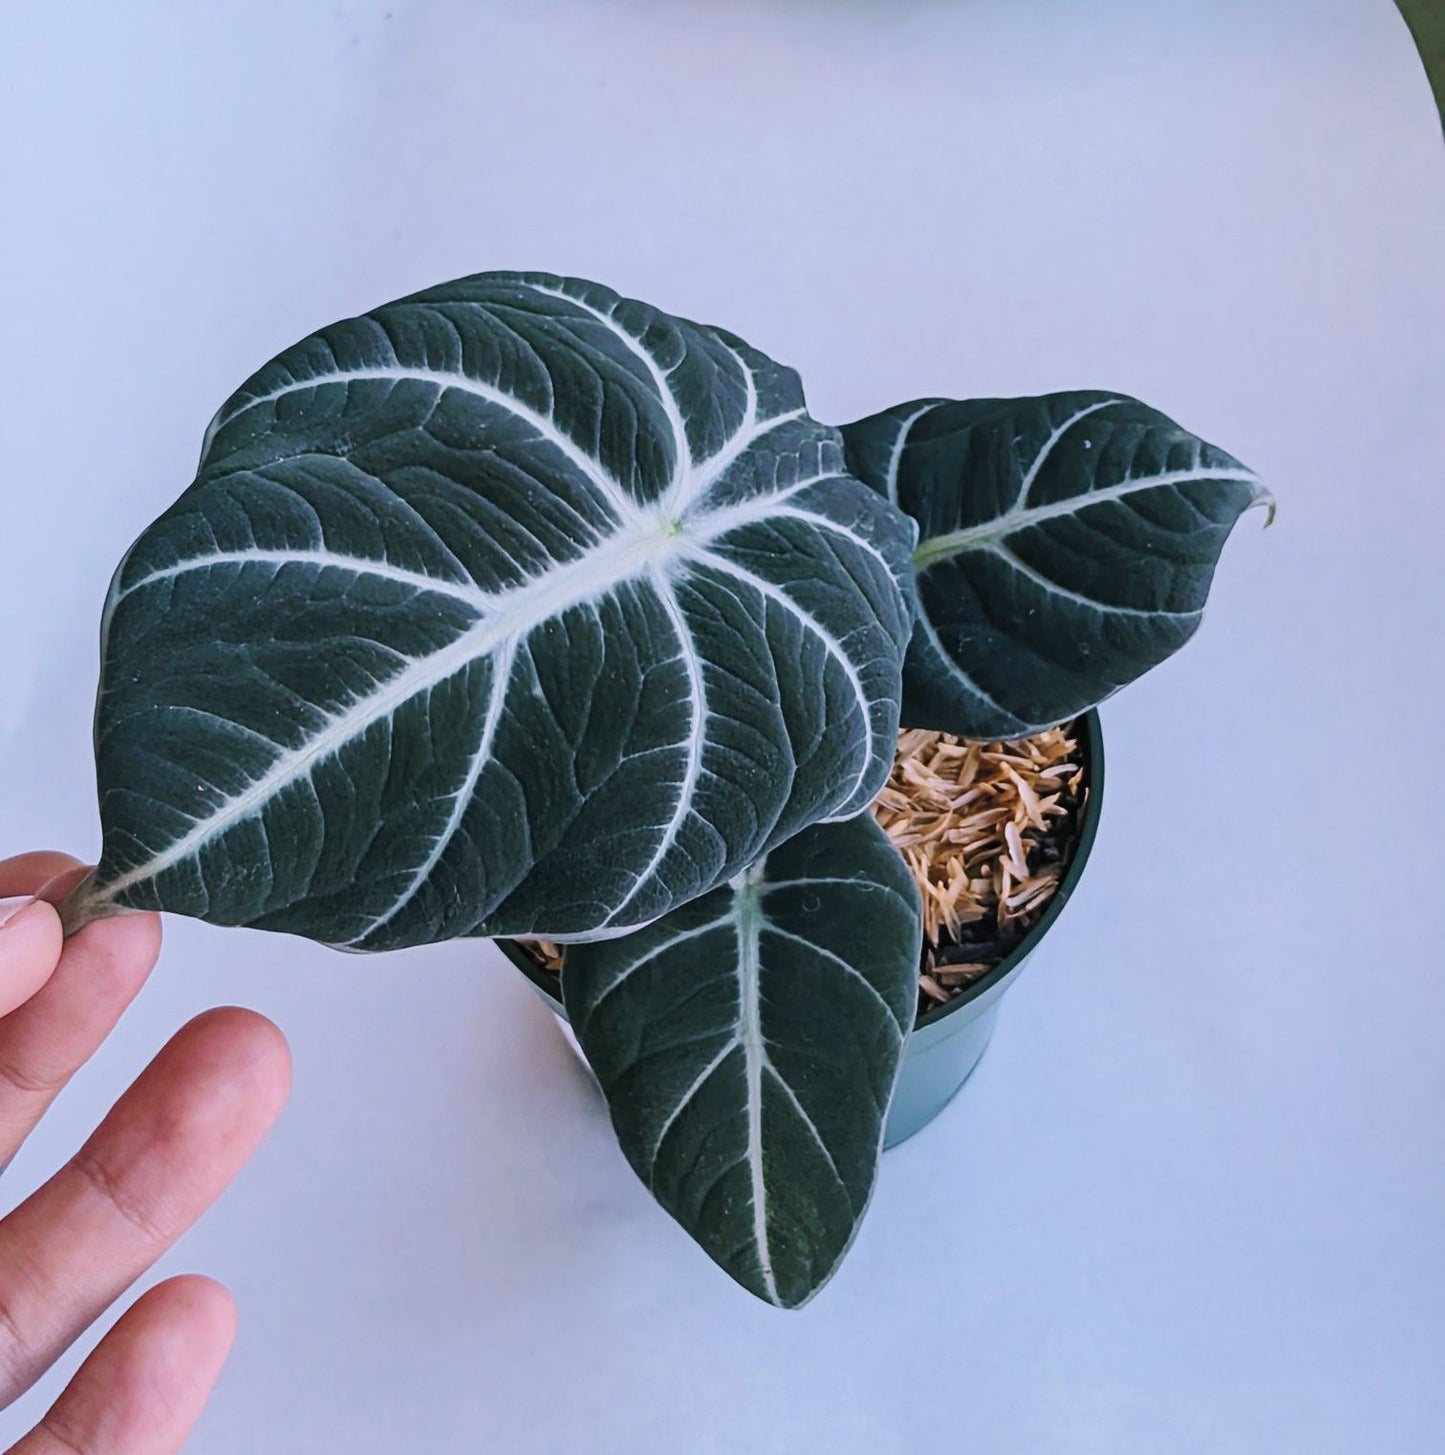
[562,814,922,1309]
[842,392,1271,739]
[78,273,915,947]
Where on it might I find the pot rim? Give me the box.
[498,709,1105,1028]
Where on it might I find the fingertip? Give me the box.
[187,1006,292,1072]
[174,1007,294,1122]
[139,1274,239,1357]
[34,861,96,909]
[45,906,164,1022]
[120,1276,240,1422]
[67,903,164,970]
[0,850,84,898]
[0,898,63,1015]
[30,1276,240,1454]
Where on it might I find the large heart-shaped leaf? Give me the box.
[69,273,914,947]
[562,814,921,1308]
[842,392,1271,739]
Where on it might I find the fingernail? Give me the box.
[0,896,37,930]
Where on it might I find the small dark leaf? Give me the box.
[843,392,1271,739]
[562,814,921,1308]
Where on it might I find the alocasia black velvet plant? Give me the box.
[59,272,1269,1307]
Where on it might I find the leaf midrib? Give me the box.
[211,364,644,528]
[93,475,886,922]
[733,870,778,1306]
[911,465,1262,572]
[94,521,686,908]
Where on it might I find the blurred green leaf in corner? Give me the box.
[1397,0,1445,130]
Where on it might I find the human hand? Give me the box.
[0,851,290,1454]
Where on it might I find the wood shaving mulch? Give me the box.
[519,723,1086,1023]
[870,724,1085,1017]
[528,938,564,975]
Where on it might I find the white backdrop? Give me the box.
[2,2,1443,1450]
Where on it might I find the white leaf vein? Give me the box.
[116,548,493,611]
[914,464,1262,568]
[213,365,643,528]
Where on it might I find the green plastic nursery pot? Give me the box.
[497,709,1103,1149]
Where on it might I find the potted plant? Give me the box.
[58,272,1269,1309]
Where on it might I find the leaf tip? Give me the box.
[1249,479,1278,529]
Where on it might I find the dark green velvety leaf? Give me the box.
[562,814,921,1308]
[842,392,1271,739]
[72,273,915,947]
